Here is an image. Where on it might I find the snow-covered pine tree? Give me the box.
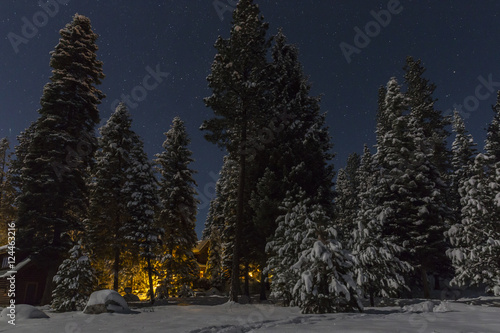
[485,91,500,165]
[449,111,477,224]
[51,241,96,312]
[447,153,500,295]
[447,93,500,295]
[374,75,450,298]
[291,199,362,314]
[205,227,224,291]
[403,111,450,298]
[210,155,239,285]
[371,77,415,280]
[85,103,135,291]
[122,135,160,304]
[256,29,335,299]
[265,186,309,306]
[8,123,35,194]
[344,153,361,198]
[266,29,335,215]
[201,0,271,302]
[334,169,350,246]
[403,56,450,174]
[202,174,222,291]
[155,117,199,294]
[250,167,281,299]
[334,162,359,250]
[334,153,361,249]
[403,57,452,295]
[352,145,410,306]
[16,14,105,304]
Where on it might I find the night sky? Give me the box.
[1,1,499,237]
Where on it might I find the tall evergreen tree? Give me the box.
[265,186,308,306]
[449,111,477,224]
[447,153,500,294]
[123,136,160,304]
[253,30,336,299]
[376,85,389,139]
[85,103,135,291]
[403,56,450,174]
[206,155,239,286]
[334,155,360,250]
[371,78,416,289]
[9,124,35,194]
[485,91,500,165]
[374,74,450,297]
[265,30,335,214]
[402,112,450,297]
[16,14,104,304]
[155,117,199,293]
[352,145,410,306]
[250,167,281,299]
[403,57,451,296]
[448,92,500,295]
[201,0,270,302]
[205,227,224,291]
[344,153,361,193]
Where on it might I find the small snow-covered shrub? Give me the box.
[51,242,97,312]
[292,239,362,314]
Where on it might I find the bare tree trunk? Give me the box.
[147,256,155,305]
[421,267,430,299]
[259,269,267,301]
[244,262,250,297]
[113,247,120,291]
[434,274,440,290]
[41,226,62,304]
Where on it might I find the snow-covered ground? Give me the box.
[1,296,499,332]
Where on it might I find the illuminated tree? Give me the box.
[155,117,199,293]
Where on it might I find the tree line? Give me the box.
[1,14,199,311]
[1,0,498,315]
[200,0,500,314]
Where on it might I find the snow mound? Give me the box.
[83,289,130,314]
[433,301,453,313]
[0,304,49,321]
[402,300,436,313]
[401,300,452,313]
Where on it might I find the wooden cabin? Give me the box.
[0,246,48,306]
[192,240,210,278]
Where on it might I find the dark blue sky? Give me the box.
[1,1,499,237]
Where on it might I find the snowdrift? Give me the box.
[0,304,49,322]
[83,289,131,314]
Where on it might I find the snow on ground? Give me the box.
[0,304,49,322]
[0,297,499,333]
